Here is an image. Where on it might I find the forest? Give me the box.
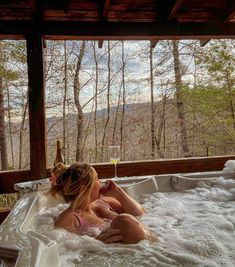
[0,39,234,171]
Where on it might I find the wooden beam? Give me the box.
[98,0,110,21]
[26,33,47,180]
[0,155,235,193]
[167,0,184,20]
[1,21,235,40]
[94,155,235,178]
[150,40,159,48]
[42,37,47,48]
[0,170,30,193]
[98,40,103,48]
[29,0,37,16]
[200,39,210,47]
[102,0,110,20]
[198,1,235,48]
[29,0,42,21]
[223,0,235,22]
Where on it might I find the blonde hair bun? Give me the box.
[51,162,67,179]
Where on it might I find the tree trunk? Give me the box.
[101,41,111,161]
[172,40,191,157]
[63,41,68,163]
[93,42,99,162]
[66,108,70,164]
[155,94,166,158]
[5,80,14,168]
[112,82,121,143]
[120,41,126,160]
[19,97,28,169]
[82,102,94,160]
[0,77,8,170]
[150,45,156,159]
[226,71,235,130]
[74,41,86,161]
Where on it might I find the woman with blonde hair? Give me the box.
[51,162,156,244]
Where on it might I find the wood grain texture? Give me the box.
[27,34,47,180]
[1,0,226,23]
[1,155,235,193]
[1,21,235,40]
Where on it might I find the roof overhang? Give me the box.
[1,21,235,40]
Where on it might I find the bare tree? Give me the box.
[112,79,122,143]
[0,77,8,169]
[150,45,156,159]
[120,41,126,160]
[93,41,99,162]
[155,93,166,158]
[63,41,68,163]
[5,80,14,168]
[172,40,191,157]
[74,41,86,161]
[18,95,28,169]
[101,41,111,161]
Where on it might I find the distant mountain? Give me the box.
[83,101,151,118]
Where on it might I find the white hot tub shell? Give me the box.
[0,171,234,267]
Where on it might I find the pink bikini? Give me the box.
[73,200,114,236]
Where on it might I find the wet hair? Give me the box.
[50,162,97,210]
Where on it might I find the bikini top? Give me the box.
[73,200,114,236]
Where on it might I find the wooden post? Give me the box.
[26,33,47,180]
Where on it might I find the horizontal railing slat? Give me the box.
[1,155,234,194]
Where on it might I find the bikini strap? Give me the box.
[73,212,86,228]
[73,212,102,229]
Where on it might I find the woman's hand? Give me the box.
[99,179,144,216]
[96,228,124,243]
[100,180,123,198]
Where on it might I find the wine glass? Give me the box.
[109,145,120,178]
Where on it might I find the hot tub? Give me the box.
[0,171,235,267]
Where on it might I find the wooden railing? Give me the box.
[0,155,235,194]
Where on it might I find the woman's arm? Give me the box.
[93,201,119,220]
[101,180,144,216]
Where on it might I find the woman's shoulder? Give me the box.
[55,209,79,233]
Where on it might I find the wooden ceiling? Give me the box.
[0,0,235,40]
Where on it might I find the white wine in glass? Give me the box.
[109,145,120,178]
